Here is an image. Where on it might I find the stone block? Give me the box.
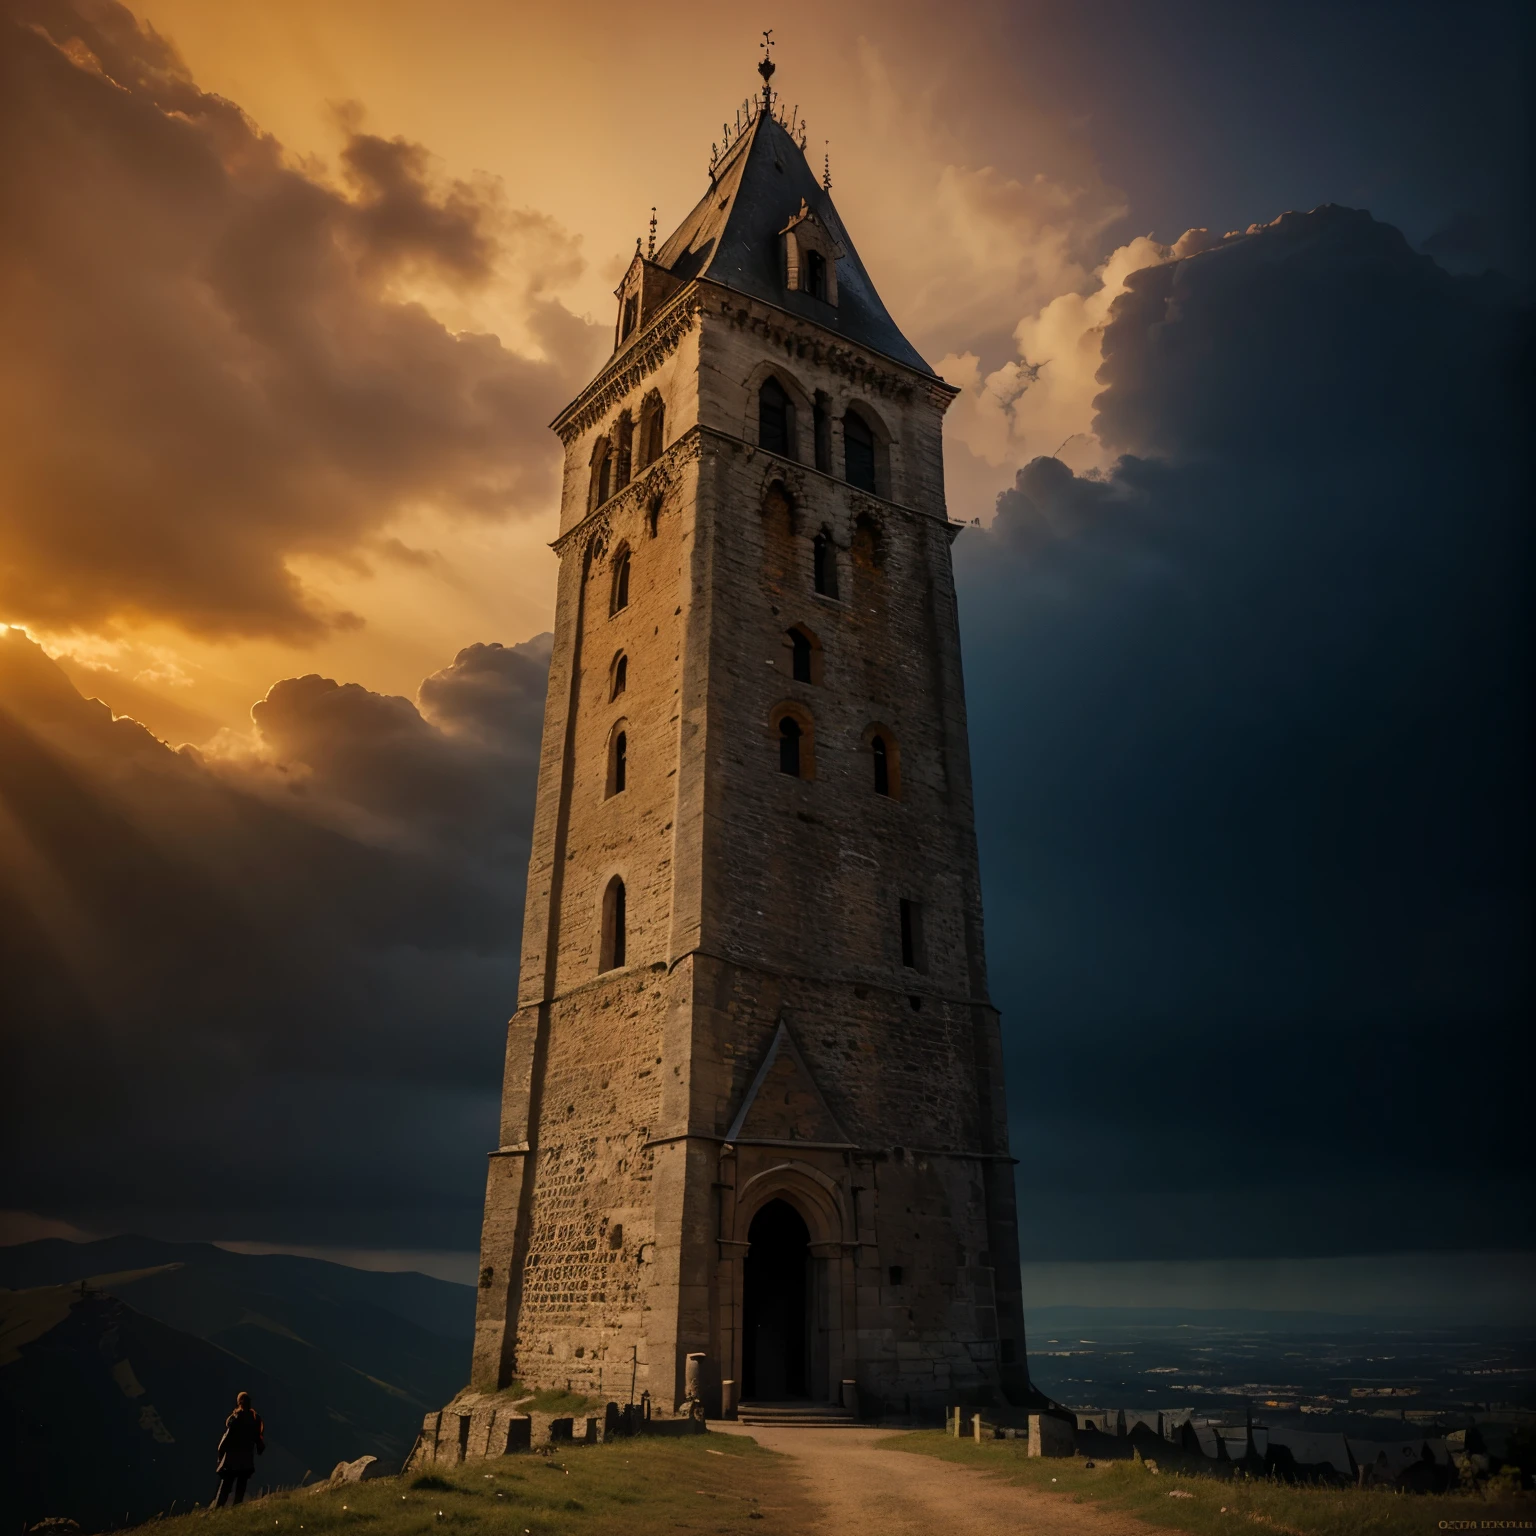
[491,1410,531,1455]
[1029,1413,1075,1458]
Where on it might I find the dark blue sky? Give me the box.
[957,198,1529,1259]
[1002,0,1529,276]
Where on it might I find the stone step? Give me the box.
[735,1401,862,1427]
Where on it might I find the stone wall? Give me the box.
[471,276,1030,1413]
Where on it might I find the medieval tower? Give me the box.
[471,56,1032,1420]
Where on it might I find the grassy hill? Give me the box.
[109,1435,810,1536]
[0,1237,476,1531]
[890,1430,1533,1536]
[1,1289,309,1531]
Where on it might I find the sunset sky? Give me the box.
[1,0,1528,1300]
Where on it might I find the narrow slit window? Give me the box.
[758,377,792,457]
[844,410,877,493]
[601,876,626,971]
[804,249,827,301]
[606,728,627,797]
[611,548,631,614]
[899,897,924,971]
[611,653,628,700]
[872,734,890,795]
[813,531,838,597]
[778,716,802,777]
[790,629,813,683]
[813,392,832,473]
[614,412,634,490]
[641,401,665,466]
[591,439,612,508]
[620,293,638,341]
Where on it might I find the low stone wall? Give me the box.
[406,1392,693,1471]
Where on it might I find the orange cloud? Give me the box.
[0,1,602,643]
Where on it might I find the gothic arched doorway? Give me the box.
[742,1199,810,1400]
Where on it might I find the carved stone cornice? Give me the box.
[550,274,960,447]
[550,429,704,557]
[551,291,707,443]
[709,430,949,529]
[705,286,961,412]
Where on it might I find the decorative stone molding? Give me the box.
[551,431,702,557]
[554,291,706,443]
[709,288,959,412]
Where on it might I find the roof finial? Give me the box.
[647,206,657,260]
[758,29,775,107]
[823,142,832,191]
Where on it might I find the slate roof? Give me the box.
[653,112,934,377]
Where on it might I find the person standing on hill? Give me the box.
[213,1391,265,1507]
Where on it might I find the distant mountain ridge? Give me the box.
[0,1237,475,1532]
[0,1236,475,1348]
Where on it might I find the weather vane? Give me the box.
[647,206,657,260]
[823,142,832,191]
[758,29,776,107]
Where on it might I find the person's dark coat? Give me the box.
[216,1406,265,1475]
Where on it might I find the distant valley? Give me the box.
[0,1237,474,1532]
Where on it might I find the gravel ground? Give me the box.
[711,1423,1159,1535]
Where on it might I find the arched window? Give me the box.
[872,734,890,795]
[610,652,628,700]
[790,628,813,683]
[601,876,626,971]
[606,724,628,797]
[812,530,838,598]
[864,724,901,797]
[758,376,793,457]
[611,547,631,615]
[620,293,638,342]
[778,716,803,777]
[843,410,876,493]
[590,438,612,509]
[614,411,634,491]
[804,249,827,302]
[640,396,665,467]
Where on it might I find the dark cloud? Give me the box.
[958,206,1531,1260]
[0,628,550,1249]
[0,0,600,641]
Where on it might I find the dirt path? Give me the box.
[712,1423,1158,1535]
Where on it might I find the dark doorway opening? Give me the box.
[742,1199,810,1400]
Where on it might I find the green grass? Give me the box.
[514,1388,604,1417]
[884,1431,1533,1536]
[160,1436,809,1536]
[487,1381,604,1417]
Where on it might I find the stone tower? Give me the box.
[471,71,1033,1419]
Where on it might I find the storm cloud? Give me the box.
[0,0,598,641]
[959,206,1531,1259]
[0,629,548,1248]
